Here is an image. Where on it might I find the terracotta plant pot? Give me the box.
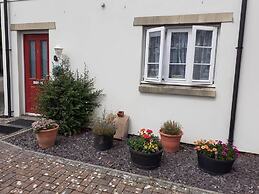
[36,124,59,149]
[117,111,124,117]
[159,130,183,153]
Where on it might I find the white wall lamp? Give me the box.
[54,45,63,62]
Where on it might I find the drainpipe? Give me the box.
[3,0,12,117]
[228,0,248,145]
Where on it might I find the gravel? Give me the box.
[5,130,259,194]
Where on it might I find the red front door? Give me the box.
[24,34,49,113]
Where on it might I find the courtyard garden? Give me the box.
[3,58,259,193]
[4,128,259,193]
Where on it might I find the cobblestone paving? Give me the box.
[0,141,217,194]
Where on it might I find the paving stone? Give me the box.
[124,185,141,193]
[1,177,16,188]
[0,186,15,194]
[108,178,121,188]
[81,176,95,186]
[54,181,71,192]
[25,180,43,192]
[71,191,85,194]
[39,182,57,190]
[59,188,73,194]
[96,184,114,193]
[39,175,56,183]
[40,190,56,194]
[68,183,86,192]
[83,182,98,193]
[114,183,126,193]
[11,188,31,194]
[91,189,102,194]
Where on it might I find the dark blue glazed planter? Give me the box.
[197,152,235,175]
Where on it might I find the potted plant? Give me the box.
[194,140,239,175]
[128,128,163,170]
[92,113,117,151]
[159,120,183,153]
[32,118,59,149]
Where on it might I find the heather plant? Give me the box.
[161,120,182,135]
[37,57,102,136]
[194,140,239,161]
[32,118,57,133]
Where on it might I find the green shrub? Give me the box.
[161,120,182,135]
[37,58,102,136]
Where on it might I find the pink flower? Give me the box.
[146,129,153,134]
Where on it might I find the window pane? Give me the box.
[193,65,210,80]
[170,32,188,63]
[196,30,213,46]
[29,41,36,78]
[147,64,159,78]
[148,31,161,63]
[41,41,48,79]
[169,65,186,79]
[194,47,212,64]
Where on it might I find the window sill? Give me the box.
[139,84,216,98]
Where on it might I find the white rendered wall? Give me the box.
[7,0,256,152]
[234,0,259,154]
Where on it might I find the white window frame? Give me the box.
[144,27,165,83]
[164,28,192,84]
[142,25,218,86]
[191,26,218,85]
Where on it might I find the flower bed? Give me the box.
[4,130,259,194]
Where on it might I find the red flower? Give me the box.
[143,134,151,139]
[146,129,153,134]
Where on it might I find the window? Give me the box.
[143,26,218,85]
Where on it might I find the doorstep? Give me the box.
[0,115,38,139]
